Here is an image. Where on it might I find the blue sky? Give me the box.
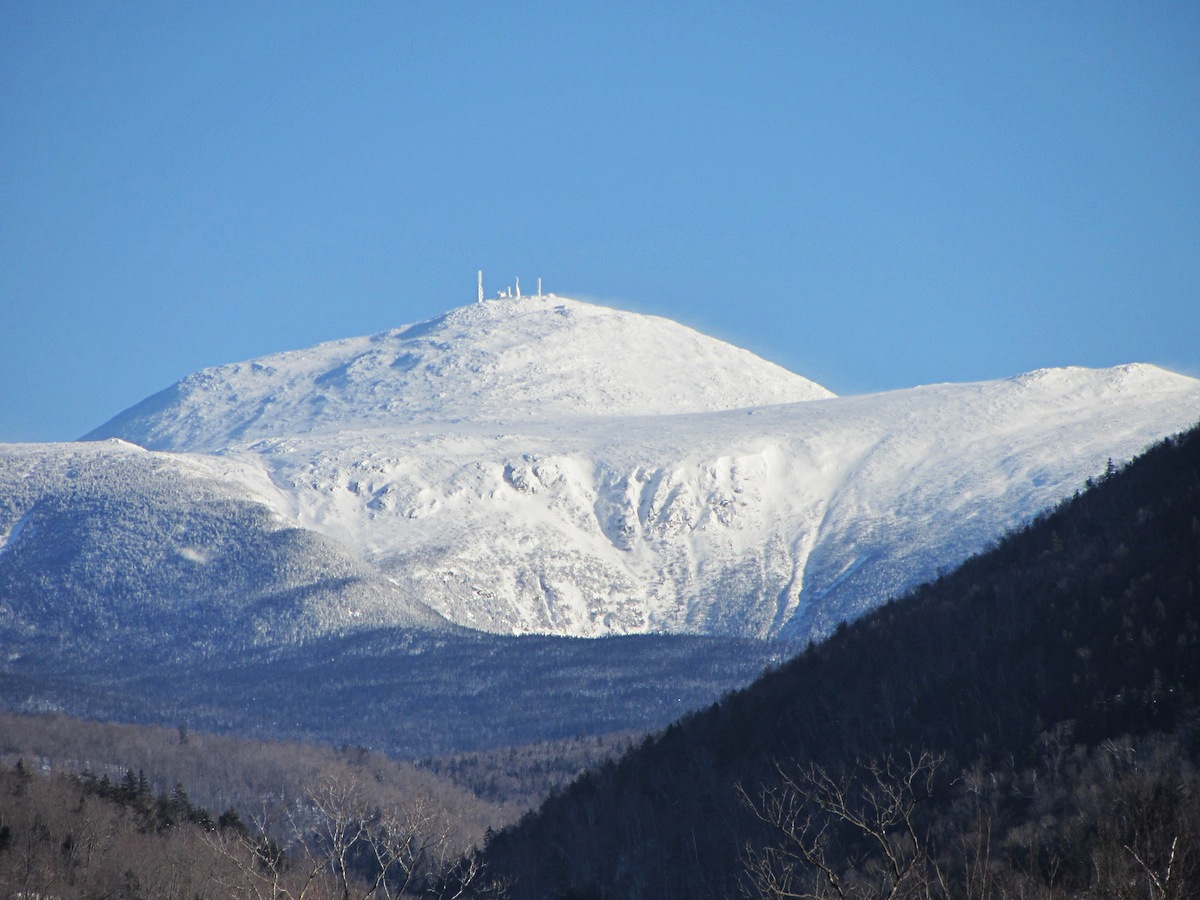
[2,2,1198,442]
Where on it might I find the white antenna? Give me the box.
[537,277,542,297]
[477,270,484,304]
[515,276,521,298]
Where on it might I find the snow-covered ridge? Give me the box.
[228,360,1199,638]
[0,440,448,643]
[85,296,833,452]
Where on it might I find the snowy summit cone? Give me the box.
[85,295,834,452]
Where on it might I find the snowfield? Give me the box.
[12,295,1198,642]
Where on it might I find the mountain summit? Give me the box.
[85,296,834,452]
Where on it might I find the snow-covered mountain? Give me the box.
[85,296,832,452]
[13,294,1200,643]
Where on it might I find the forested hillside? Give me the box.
[0,757,518,899]
[0,712,509,842]
[0,711,636,828]
[483,420,1200,898]
[0,712,634,898]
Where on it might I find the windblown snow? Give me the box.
[22,294,1200,641]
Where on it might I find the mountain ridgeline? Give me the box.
[7,296,1200,646]
[481,420,1200,899]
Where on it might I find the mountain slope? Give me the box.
[243,361,1194,639]
[0,440,448,649]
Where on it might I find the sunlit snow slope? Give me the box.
[86,296,833,452]
[0,440,448,648]
[74,295,1200,640]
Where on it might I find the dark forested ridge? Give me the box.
[482,421,1200,898]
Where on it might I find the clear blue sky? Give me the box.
[3,2,1198,442]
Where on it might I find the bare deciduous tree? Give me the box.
[201,773,506,899]
[739,750,945,900]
